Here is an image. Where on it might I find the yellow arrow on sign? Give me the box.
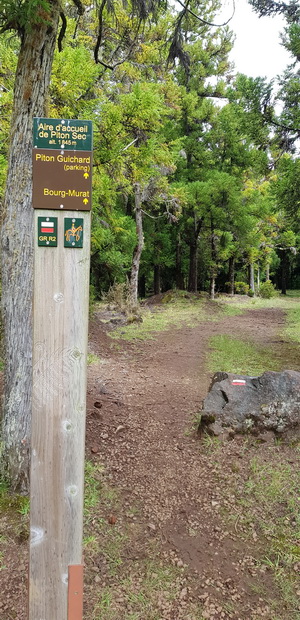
[84,172,89,179]
[83,198,89,205]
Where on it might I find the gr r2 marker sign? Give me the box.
[38,217,57,246]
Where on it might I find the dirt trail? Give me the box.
[85,304,300,620]
[1,303,299,619]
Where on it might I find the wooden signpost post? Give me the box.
[29,118,92,619]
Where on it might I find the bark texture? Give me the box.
[0,4,60,491]
[130,184,144,306]
[279,249,289,295]
[153,264,161,295]
[187,214,203,293]
[228,256,235,295]
[175,233,185,290]
[249,263,255,294]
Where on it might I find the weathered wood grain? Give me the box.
[29,209,90,619]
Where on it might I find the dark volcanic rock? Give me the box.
[199,370,300,437]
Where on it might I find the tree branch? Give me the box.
[94,0,108,63]
[71,0,85,16]
[58,12,67,52]
[175,0,236,27]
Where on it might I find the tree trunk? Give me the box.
[280,249,289,295]
[154,264,161,295]
[209,219,217,300]
[175,232,185,290]
[188,240,197,292]
[210,275,216,300]
[257,263,260,292]
[265,263,270,281]
[138,274,146,298]
[187,214,203,293]
[0,5,60,491]
[228,256,235,295]
[249,263,255,294]
[129,184,144,305]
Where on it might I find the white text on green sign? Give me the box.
[33,118,92,151]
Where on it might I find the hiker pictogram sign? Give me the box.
[64,218,84,248]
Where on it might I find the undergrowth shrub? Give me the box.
[234,281,249,295]
[259,281,277,299]
[102,281,141,320]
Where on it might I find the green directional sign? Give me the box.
[33,117,93,151]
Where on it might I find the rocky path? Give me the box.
[84,305,300,620]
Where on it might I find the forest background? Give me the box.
[0,0,299,489]
[1,0,299,303]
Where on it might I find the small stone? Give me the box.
[91,445,100,454]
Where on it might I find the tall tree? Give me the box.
[0,1,61,491]
[0,0,162,490]
[0,0,195,487]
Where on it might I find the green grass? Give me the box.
[285,290,300,298]
[109,298,208,340]
[235,455,300,618]
[106,290,300,342]
[92,557,205,620]
[87,352,102,365]
[207,334,281,375]
[217,291,300,312]
[284,306,300,344]
[84,460,206,620]
[0,479,29,514]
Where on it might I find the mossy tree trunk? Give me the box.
[0,3,60,492]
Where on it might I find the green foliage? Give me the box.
[234,281,249,294]
[50,44,101,118]
[0,0,51,33]
[259,280,278,299]
[0,478,29,512]
[1,0,299,301]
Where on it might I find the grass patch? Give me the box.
[284,306,300,344]
[235,455,300,618]
[217,292,300,312]
[0,480,29,514]
[84,461,206,620]
[109,299,207,341]
[107,291,300,342]
[207,334,281,375]
[91,555,205,620]
[87,353,102,365]
[84,461,126,575]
